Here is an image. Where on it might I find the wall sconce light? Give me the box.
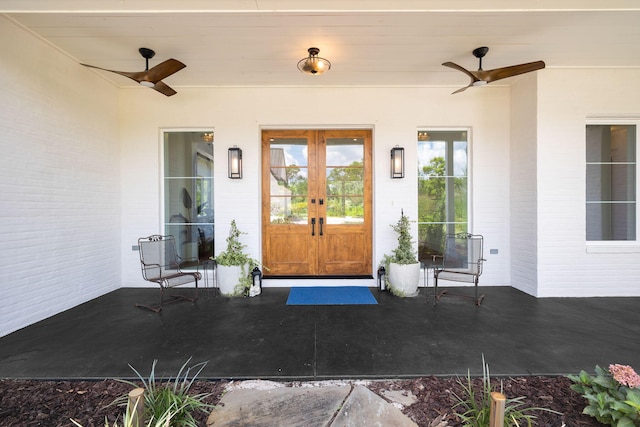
[228,146,242,179]
[390,146,404,179]
[297,47,331,75]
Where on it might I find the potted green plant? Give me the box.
[381,211,420,297]
[215,220,260,297]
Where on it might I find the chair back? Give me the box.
[442,233,484,276]
[138,235,180,281]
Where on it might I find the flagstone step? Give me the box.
[206,380,417,427]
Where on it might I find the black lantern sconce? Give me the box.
[390,146,404,179]
[228,146,242,179]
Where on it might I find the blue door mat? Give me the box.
[286,286,378,305]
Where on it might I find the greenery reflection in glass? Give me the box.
[326,164,364,223]
[418,131,468,260]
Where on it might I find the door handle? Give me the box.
[311,218,316,236]
[319,217,324,236]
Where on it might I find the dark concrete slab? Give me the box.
[0,287,638,380]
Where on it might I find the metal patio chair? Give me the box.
[137,234,201,312]
[434,233,485,305]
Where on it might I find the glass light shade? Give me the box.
[228,146,242,179]
[297,47,331,75]
[390,146,404,179]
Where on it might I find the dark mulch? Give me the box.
[368,376,603,427]
[0,376,602,426]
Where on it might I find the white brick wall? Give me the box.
[537,69,640,297]
[0,17,120,337]
[510,75,539,296]
[118,86,512,289]
[5,17,638,338]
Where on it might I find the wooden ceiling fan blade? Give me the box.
[152,80,177,97]
[145,59,186,83]
[80,63,141,82]
[442,61,478,82]
[483,61,546,83]
[442,61,482,93]
[82,49,185,97]
[452,85,471,94]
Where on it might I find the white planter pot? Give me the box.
[217,264,247,296]
[388,262,420,297]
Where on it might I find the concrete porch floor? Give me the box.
[0,286,638,380]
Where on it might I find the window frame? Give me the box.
[585,119,640,251]
[160,128,215,266]
[416,127,472,259]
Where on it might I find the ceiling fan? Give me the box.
[442,47,545,94]
[81,48,186,97]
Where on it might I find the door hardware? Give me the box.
[311,218,316,236]
[319,217,324,236]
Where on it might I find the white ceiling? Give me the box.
[3,1,640,92]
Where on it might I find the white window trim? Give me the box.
[586,118,640,252]
[417,126,473,233]
[159,127,215,230]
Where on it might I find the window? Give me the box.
[417,130,469,259]
[163,131,214,264]
[586,124,636,241]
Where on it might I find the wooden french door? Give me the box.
[262,129,372,277]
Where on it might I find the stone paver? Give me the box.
[207,383,350,427]
[206,381,418,427]
[333,385,418,427]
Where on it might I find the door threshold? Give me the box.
[262,277,376,288]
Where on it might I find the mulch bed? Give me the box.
[0,376,602,426]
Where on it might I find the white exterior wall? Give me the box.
[510,74,539,295]
[0,17,120,337]
[119,87,512,290]
[537,69,640,297]
[13,13,640,335]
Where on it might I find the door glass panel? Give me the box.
[269,138,309,224]
[325,138,364,224]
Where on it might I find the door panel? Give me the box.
[262,129,371,277]
[317,130,371,275]
[318,229,369,274]
[266,230,316,275]
[262,130,317,275]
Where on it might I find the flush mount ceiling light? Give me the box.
[297,47,331,75]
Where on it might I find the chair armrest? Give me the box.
[140,261,162,271]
